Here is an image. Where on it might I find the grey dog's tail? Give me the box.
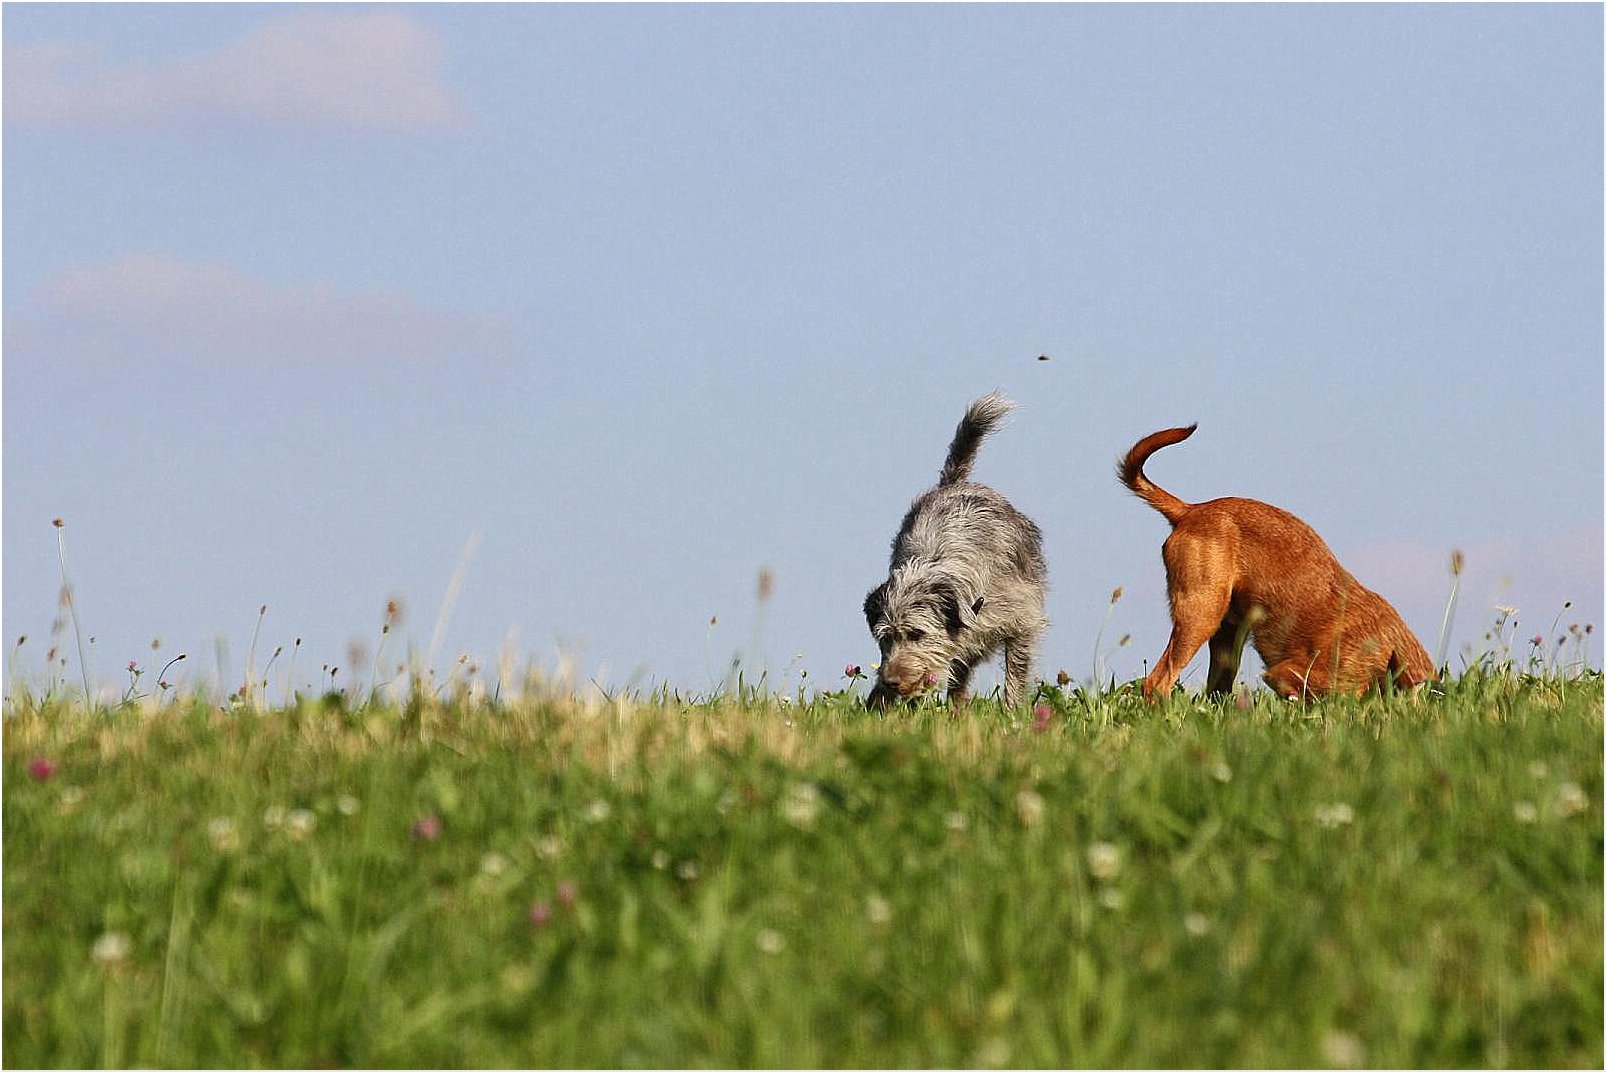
[939,392,1014,486]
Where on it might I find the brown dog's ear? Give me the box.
[863,582,889,631]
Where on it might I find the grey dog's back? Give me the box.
[888,393,1045,583]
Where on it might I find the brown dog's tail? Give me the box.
[1118,424,1198,525]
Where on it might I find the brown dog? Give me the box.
[1119,425,1436,700]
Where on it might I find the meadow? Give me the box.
[3,666,1601,1069]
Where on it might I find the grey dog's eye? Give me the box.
[905,629,925,643]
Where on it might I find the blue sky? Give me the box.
[4,4,1601,701]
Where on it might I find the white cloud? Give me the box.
[4,11,463,131]
[9,252,497,366]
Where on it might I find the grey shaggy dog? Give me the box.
[863,393,1048,709]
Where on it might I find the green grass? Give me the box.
[4,673,1601,1068]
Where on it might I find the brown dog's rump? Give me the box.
[1120,425,1436,700]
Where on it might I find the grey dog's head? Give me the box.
[863,566,984,705]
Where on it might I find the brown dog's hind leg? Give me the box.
[1204,618,1245,697]
[1263,656,1339,701]
[1143,584,1232,701]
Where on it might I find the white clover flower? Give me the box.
[285,809,317,841]
[1098,887,1125,911]
[1556,782,1588,818]
[92,930,131,965]
[945,811,969,833]
[1211,762,1233,784]
[782,782,821,829]
[866,894,893,927]
[584,799,611,823]
[1513,801,1539,824]
[1015,789,1045,827]
[1321,1030,1366,1069]
[973,1037,1011,1069]
[676,860,700,881]
[1087,841,1122,881]
[756,928,785,955]
[336,794,360,816]
[1184,912,1212,937]
[536,835,565,860]
[1314,803,1355,829]
[262,805,287,832]
[480,852,509,878]
[207,817,238,852]
[651,849,671,871]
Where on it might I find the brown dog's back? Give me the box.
[1119,426,1436,698]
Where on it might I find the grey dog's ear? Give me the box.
[863,582,889,630]
[936,585,986,635]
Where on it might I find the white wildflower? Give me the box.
[1314,803,1355,829]
[1321,1030,1366,1069]
[207,817,238,852]
[782,782,821,829]
[91,930,131,966]
[285,808,316,841]
[1555,781,1588,818]
[1015,788,1045,827]
[1087,841,1122,881]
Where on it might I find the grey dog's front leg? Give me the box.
[946,659,973,707]
[1002,634,1037,708]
